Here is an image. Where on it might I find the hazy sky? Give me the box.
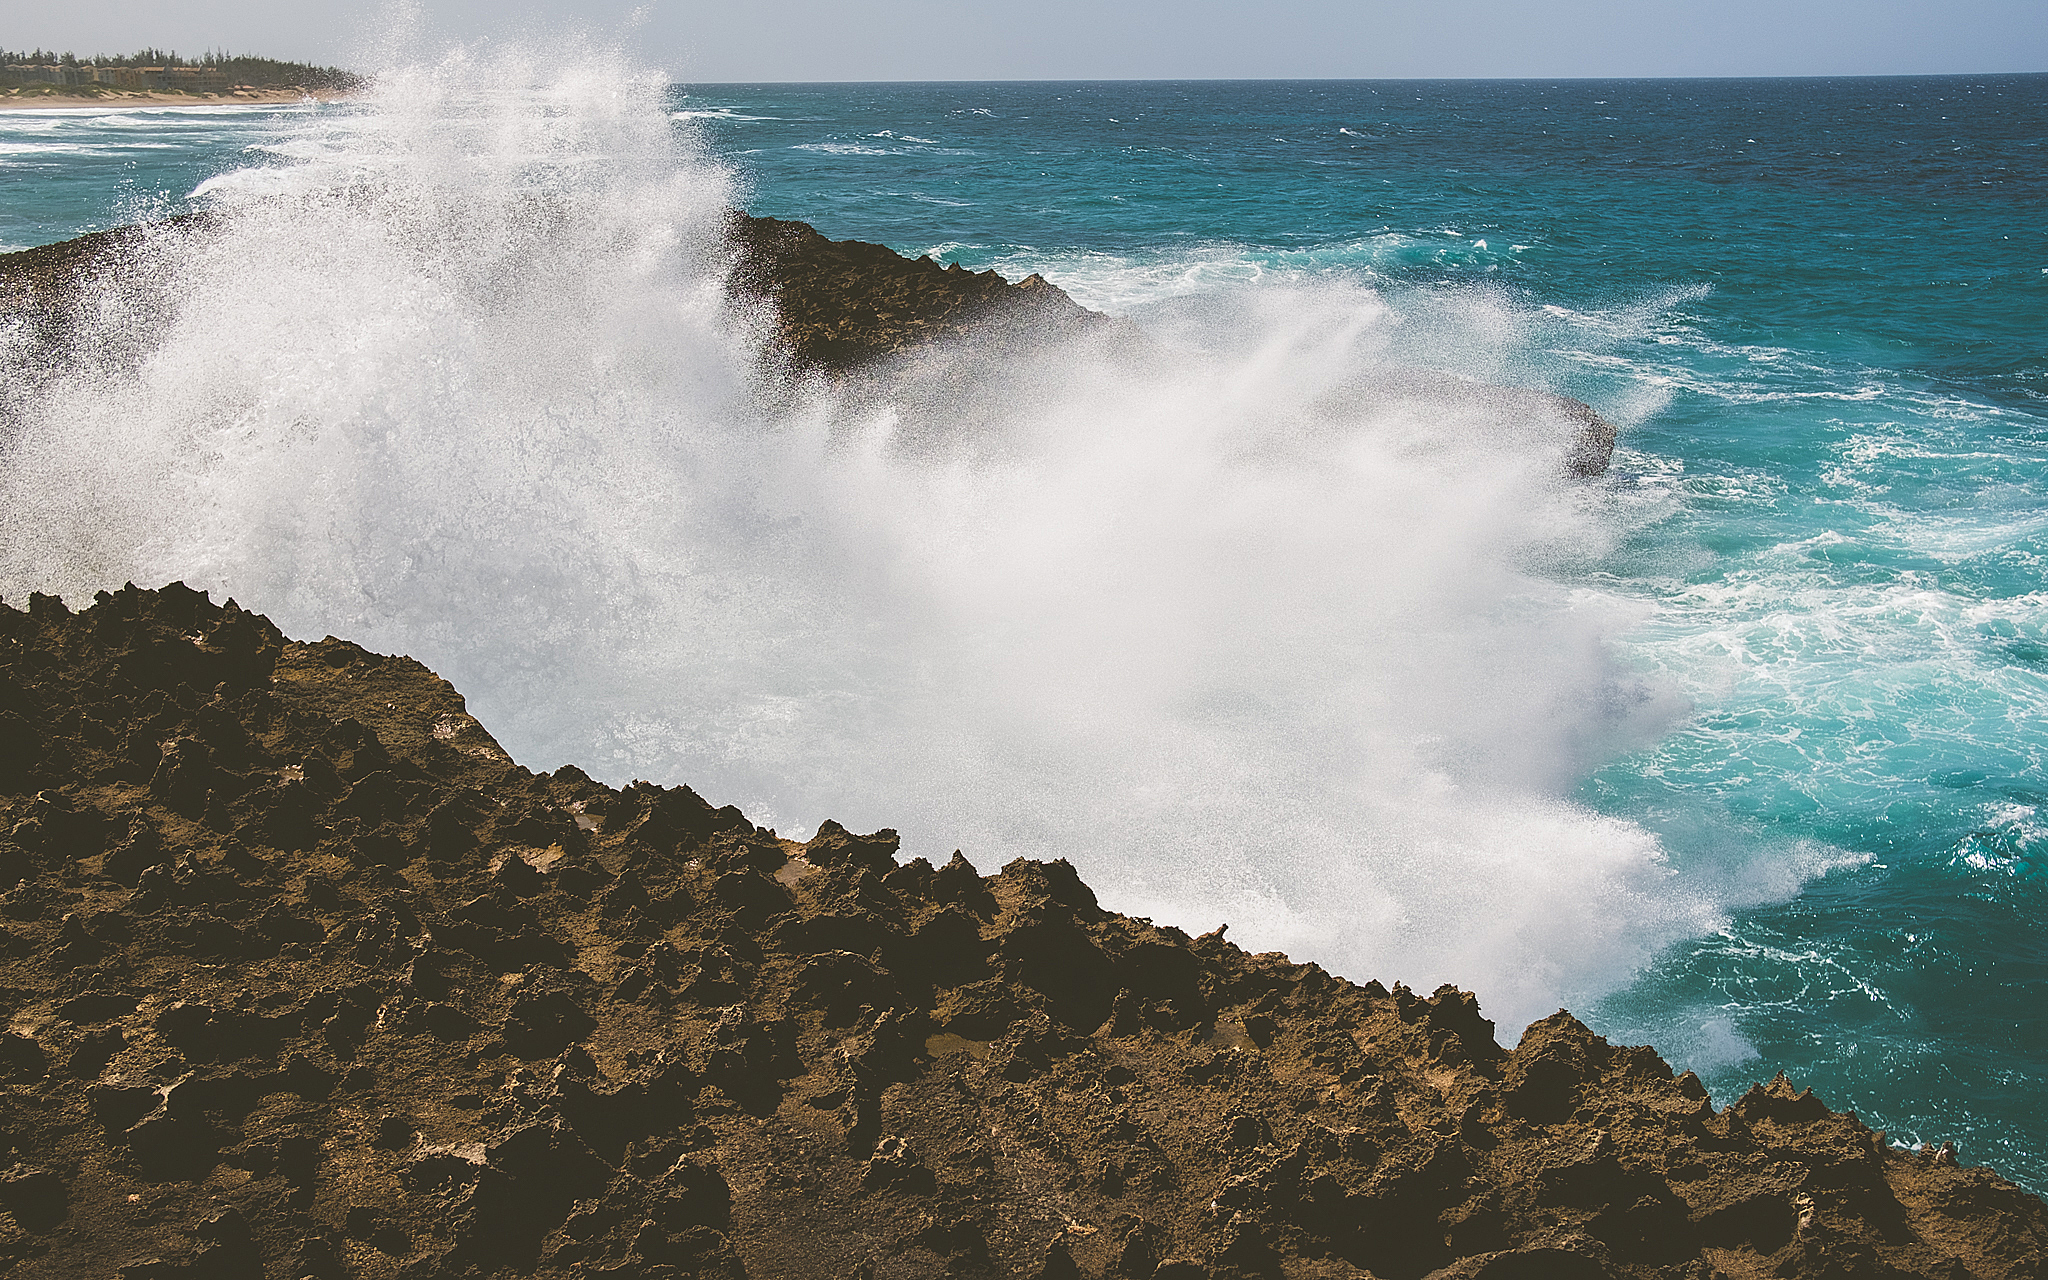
[4,0,2044,81]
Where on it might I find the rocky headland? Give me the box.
[0,586,2044,1280]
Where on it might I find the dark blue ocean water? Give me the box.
[5,75,2046,1188]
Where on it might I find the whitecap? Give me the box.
[0,143,94,156]
[671,108,777,122]
[791,141,895,156]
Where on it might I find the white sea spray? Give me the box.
[0,45,1837,1037]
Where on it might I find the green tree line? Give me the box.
[1,48,360,89]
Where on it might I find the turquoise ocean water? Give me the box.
[4,75,2045,1188]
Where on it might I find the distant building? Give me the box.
[1,64,75,87]
[83,66,149,88]
[165,66,228,90]
[2,62,230,91]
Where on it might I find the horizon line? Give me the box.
[667,69,2048,87]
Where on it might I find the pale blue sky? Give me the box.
[3,0,2044,80]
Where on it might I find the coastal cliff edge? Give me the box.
[0,587,2041,1278]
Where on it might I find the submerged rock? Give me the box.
[0,584,2039,1277]
[1555,394,1620,479]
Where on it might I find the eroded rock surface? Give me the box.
[0,585,2041,1278]
[724,213,1111,370]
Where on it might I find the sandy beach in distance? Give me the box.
[0,87,350,110]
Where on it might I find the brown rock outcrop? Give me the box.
[724,213,1111,370]
[0,584,2041,1278]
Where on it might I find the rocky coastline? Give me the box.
[0,588,2044,1279]
[4,212,2017,1276]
